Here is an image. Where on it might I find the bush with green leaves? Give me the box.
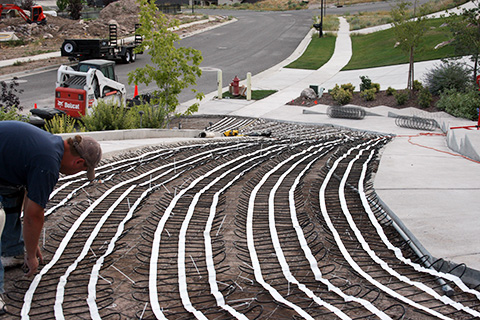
[423,61,472,95]
[131,103,169,129]
[371,82,380,93]
[386,87,397,96]
[0,107,22,121]
[44,114,84,134]
[81,101,135,131]
[359,76,372,91]
[412,80,423,91]
[360,88,376,101]
[394,90,410,105]
[341,83,355,93]
[436,88,480,120]
[417,87,432,109]
[330,84,353,105]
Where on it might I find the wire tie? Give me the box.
[139,302,148,319]
[99,274,112,284]
[111,265,135,284]
[190,255,201,278]
[215,215,226,237]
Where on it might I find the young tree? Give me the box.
[67,0,83,20]
[391,0,429,90]
[128,0,204,127]
[447,0,480,83]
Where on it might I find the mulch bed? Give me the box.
[287,89,441,113]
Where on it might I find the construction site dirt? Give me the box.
[3,115,480,319]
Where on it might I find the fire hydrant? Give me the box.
[230,76,240,96]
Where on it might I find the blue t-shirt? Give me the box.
[0,121,64,208]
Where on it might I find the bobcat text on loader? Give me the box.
[55,59,126,118]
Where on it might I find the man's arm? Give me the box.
[22,198,44,277]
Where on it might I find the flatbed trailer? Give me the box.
[60,24,142,63]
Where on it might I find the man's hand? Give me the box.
[22,198,45,277]
[24,246,43,277]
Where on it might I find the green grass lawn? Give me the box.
[222,89,277,100]
[288,17,458,71]
[345,18,457,70]
[285,34,337,70]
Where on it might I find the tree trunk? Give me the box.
[408,46,415,90]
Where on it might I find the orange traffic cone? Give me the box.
[134,85,139,97]
[34,103,37,109]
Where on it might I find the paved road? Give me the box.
[15,9,317,109]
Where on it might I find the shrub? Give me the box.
[386,87,397,96]
[394,90,410,105]
[412,80,423,91]
[372,82,380,93]
[0,107,22,121]
[417,88,432,109]
[131,103,169,129]
[330,84,352,105]
[436,88,480,120]
[81,101,135,131]
[360,88,376,101]
[359,76,372,91]
[44,114,84,134]
[423,61,472,95]
[341,83,355,93]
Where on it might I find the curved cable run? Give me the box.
[54,185,137,319]
[150,143,290,319]
[23,142,252,319]
[22,178,136,319]
[267,143,352,319]
[245,143,347,320]
[358,148,480,303]
[340,142,480,318]
[179,145,288,319]
[87,185,153,319]
[287,145,392,319]
[319,139,454,320]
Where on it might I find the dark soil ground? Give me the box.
[287,89,442,112]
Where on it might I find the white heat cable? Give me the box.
[88,167,190,318]
[288,147,391,319]
[137,143,253,187]
[87,185,152,318]
[339,144,477,316]
[320,140,453,320]
[208,117,236,131]
[23,143,249,318]
[21,178,137,319]
[150,143,291,319]
[267,145,352,319]
[54,185,136,319]
[358,150,480,304]
[45,181,90,217]
[205,163,258,320]
[247,154,319,320]
[181,146,284,319]
[48,144,233,215]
